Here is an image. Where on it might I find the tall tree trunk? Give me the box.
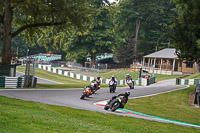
[91,52,96,68]
[133,18,141,61]
[2,0,12,65]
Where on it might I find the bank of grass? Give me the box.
[0,96,199,133]
[184,72,200,79]
[154,74,182,82]
[17,68,90,88]
[17,68,90,85]
[100,69,181,82]
[16,67,181,88]
[126,86,200,125]
[16,68,123,89]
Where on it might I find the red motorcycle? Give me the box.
[80,85,92,99]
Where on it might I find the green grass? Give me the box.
[16,68,90,89]
[99,69,181,82]
[0,95,199,133]
[17,68,90,85]
[154,74,181,82]
[16,68,121,89]
[100,69,139,80]
[16,67,181,89]
[184,73,200,79]
[125,86,200,125]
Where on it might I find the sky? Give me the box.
[109,0,118,3]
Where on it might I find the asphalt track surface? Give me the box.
[1,84,200,129]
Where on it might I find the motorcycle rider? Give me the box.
[110,91,130,108]
[96,76,101,90]
[91,77,101,92]
[109,75,117,89]
[126,74,134,84]
[126,74,132,81]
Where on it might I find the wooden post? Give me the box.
[152,58,156,76]
[172,59,175,73]
[160,58,163,74]
[166,59,169,70]
[148,58,150,67]
[143,57,145,67]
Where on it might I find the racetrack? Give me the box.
[0,85,187,113]
[1,83,200,128]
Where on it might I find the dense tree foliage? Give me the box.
[0,0,92,64]
[2,0,198,67]
[171,0,200,64]
[39,0,116,66]
[114,0,176,62]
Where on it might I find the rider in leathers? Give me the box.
[110,91,130,108]
[109,75,117,89]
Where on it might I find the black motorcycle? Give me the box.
[104,96,126,112]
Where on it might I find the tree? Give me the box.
[171,0,200,64]
[41,0,116,67]
[115,40,134,65]
[0,0,92,64]
[114,0,176,61]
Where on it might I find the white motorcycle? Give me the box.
[127,79,134,89]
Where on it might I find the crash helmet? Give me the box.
[127,74,129,76]
[97,76,100,80]
[112,75,115,80]
[125,91,130,96]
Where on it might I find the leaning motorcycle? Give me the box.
[127,79,134,89]
[91,81,100,94]
[104,96,126,112]
[80,85,92,99]
[109,80,116,93]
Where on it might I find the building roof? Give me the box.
[144,48,178,59]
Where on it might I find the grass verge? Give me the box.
[125,86,200,125]
[16,68,125,89]
[0,95,199,133]
[100,69,181,82]
[184,73,200,79]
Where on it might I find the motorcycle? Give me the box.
[109,80,116,93]
[91,80,100,94]
[127,79,134,89]
[80,85,92,99]
[104,96,126,112]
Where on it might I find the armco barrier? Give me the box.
[176,78,200,85]
[37,64,156,86]
[0,76,25,88]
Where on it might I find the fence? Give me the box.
[38,64,156,86]
[0,76,24,88]
[176,78,200,85]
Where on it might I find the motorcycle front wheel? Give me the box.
[104,104,109,110]
[80,94,85,99]
[109,99,120,112]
